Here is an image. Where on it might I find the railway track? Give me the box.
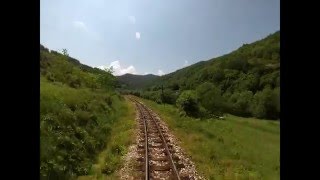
[129,97,186,180]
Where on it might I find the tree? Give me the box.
[97,68,115,90]
[226,58,249,72]
[259,71,279,89]
[169,83,180,90]
[211,68,225,84]
[161,89,178,104]
[273,87,280,116]
[40,44,49,52]
[103,66,114,74]
[62,49,69,57]
[232,73,259,93]
[196,82,225,116]
[176,90,199,117]
[250,87,279,119]
[231,91,253,116]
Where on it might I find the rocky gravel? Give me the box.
[119,101,205,180]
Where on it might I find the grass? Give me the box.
[137,97,280,180]
[77,97,136,180]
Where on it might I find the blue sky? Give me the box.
[40,0,279,76]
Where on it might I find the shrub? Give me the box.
[40,80,122,179]
[176,90,200,117]
[196,82,225,116]
[250,87,279,119]
[75,110,91,126]
[161,89,178,104]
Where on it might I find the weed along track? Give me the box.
[126,97,202,180]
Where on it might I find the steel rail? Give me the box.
[129,96,181,180]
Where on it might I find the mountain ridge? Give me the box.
[116,73,160,89]
[120,30,280,120]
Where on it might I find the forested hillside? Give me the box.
[40,45,127,179]
[124,31,280,120]
[116,73,159,90]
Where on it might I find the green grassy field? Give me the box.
[78,97,136,180]
[138,97,280,180]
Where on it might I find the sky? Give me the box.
[40,0,280,76]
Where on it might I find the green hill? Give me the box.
[131,31,280,120]
[160,31,279,88]
[116,73,159,89]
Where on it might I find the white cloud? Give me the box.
[128,16,136,24]
[97,60,137,76]
[135,32,140,39]
[157,70,165,76]
[72,21,87,31]
[183,60,189,67]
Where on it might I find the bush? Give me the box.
[161,89,178,104]
[176,90,200,117]
[40,80,121,179]
[196,82,225,116]
[250,87,279,119]
[75,110,91,126]
[230,91,253,117]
